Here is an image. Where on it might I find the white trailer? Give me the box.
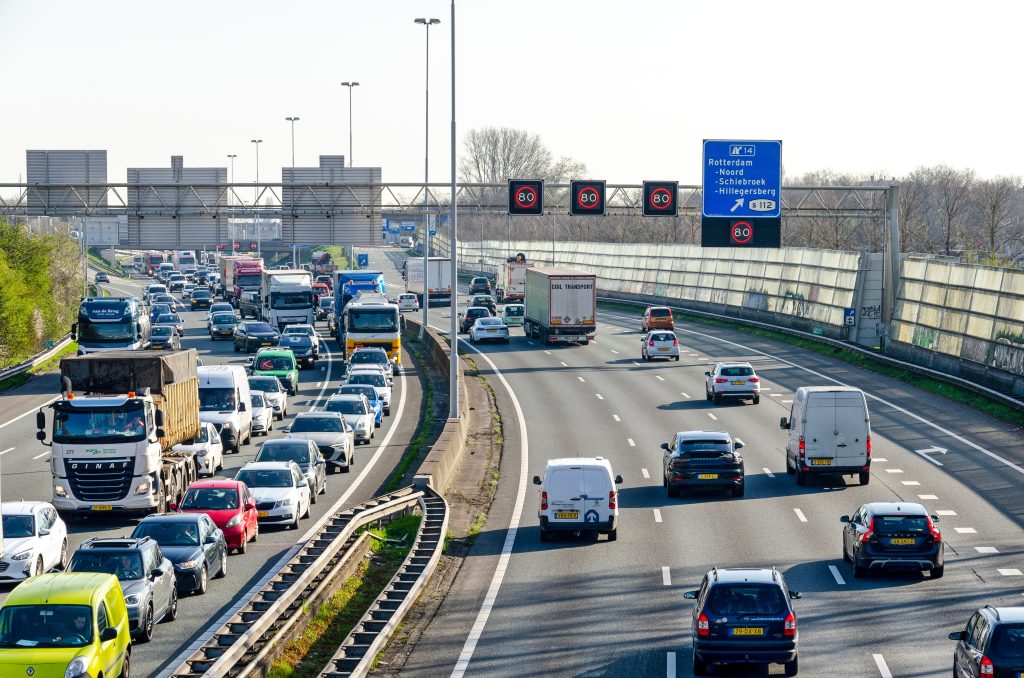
[405,256,452,306]
[523,267,597,345]
[260,269,314,329]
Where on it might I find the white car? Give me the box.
[173,421,224,477]
[145,284,168,303]
[345,369,393,415]
[255,439,327,501]
[248,375,288,420]
[0,501,68,581]
[641,330,680,361]
[396,293,419,312]
[182,283,197,299]
[470,317,510,344]
[705,361,761,405]
[251,390,274,436]
[323,393,375,444]
[235,461,311,530]
[285,411,355,473]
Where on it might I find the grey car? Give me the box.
[284,411,355,474]
[255,439,328,502]
[67,536,178,643]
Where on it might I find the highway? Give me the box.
[0,268,424,677]
[369,248,1024,678]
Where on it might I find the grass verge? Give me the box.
[0,340,78,393]
[383,336,439,492]
[267,513,421,678]
[598,298,1024,428]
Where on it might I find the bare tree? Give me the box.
[459,127,586,184]
[972,175,1022,253]
[926,165,975,254]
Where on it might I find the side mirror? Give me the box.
[155,409,165,426]
[36,411,46,430]
[682,591,698,600]
[779,417,790,430]
[70,322,78,339]
[614,475,623,484]
[156,428,166,438]
[931,514,940,522]
[205,534,218,544]
[168,502,178,511]
[734,441,744,450]
[299,477,309,487]
[789,591,802,600]
[280,426,291,433]
[239,402,247,412]
[36,430,47,442]
[532,475,541,485]
[660,442,670,451]
[840,515,850,523]
[245,501,256,510]
[151,568,164,578]
[100,626,119,642]
[948,630,966,642]
[703,371,710,377]
[38,527,50,536]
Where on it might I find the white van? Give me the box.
[198,365,253,455]
[780,386,872,486]
[532,457,623,542]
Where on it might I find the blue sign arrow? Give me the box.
[844,307,856,326]
[702,140,782,218]
[428,229,437,237]
[357,253,369,268]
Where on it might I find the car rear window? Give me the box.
[873,515,929,534]
[679,441,730,453]
[652,333,675,341]
[991,624,1024,659]
[720,366,754,377]
[705,585,786,616]
[650,308,671,317]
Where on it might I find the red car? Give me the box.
[173,479,259,554]
[312,282,330,304]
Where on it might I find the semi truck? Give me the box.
[36,350,200,517]
[73,297,151,355]
[145,251,165,276]
[405,257,452,306]
[332,270,386,336]
[219,254,262,303]
[496,256,534,303]
[341,291,401,364]
[523,267,597,345]
[173,250,197,272]
[260,269,314,329]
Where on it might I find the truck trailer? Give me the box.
[523,267,597,345]
[496,257,534,303]
[405,257,452,306]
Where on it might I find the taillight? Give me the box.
[608,490,616,510]
[866,435,872,458]
[672,337,678,346]
[783,611,796,637]
[980,655,994,676]
[697,613,710,637]
[715,378,728,383]
[798,436,805,457]
[748,377,759,383]
[649,339,655,346]
[859,517,875,544]
[927,516,942,543]
[541,491,548,511]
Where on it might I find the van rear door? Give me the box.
[803,394,837,468]
[834,390,869,468]
[582,467,611,524]
[547,468,584,524]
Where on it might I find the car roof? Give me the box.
[294,410,344,418]
[676,431,732,442]
[987,607,1024,623]
[466,306,490,312]
[77,537,149,551]
[261,438,310,447]
[241,461,297,471]
[189,479,244,490]
[1,500,50,514]
[864,502,928,516]
[137,513,203,524]
[710,568,781,585]
[5,572,115,606]
[329,393,365,401]
[351,347,387,354]
[544,457,613,470]
[715,361,753,368]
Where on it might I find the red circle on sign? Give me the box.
[515,187,538,209]
[577,186,601,209]
[731,221,753,244]
[249,242,258,251]
[649,187,673,210]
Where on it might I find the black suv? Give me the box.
[662,431,745,498]
[684,567,800,676]
[840,502,944,578]
[949,606,1024,675]
[459,306,493,333]
[468,276,491,295]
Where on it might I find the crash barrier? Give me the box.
[0,333,72,381]
[167,486,446,677]
[402,315,471,495]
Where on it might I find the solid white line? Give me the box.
[0,447,14,456]
[873,653,893,678]
[707,413,717,420]
[641,468,650,479]
[655,375,665,381]
[680,392,690,399]
[762,467,775,478]
[828,564,846,585]
[918,494,938,500]
[32,451,50,461]
[976,546,999,554]
[794,508,808,523]
[627,438,636,447]
[317,381,324,388]
[653,509,663,523]
[667,651,676,678]
[0,398,60,431]
[612,414,621,422]
[595,393,603,400]
[662,566,671,586]
[578,376,586,382]
[306,341,335,411]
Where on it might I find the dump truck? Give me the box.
[36,350,201,517]
[523,267,597,345]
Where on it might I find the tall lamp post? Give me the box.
[448,0,458,418]
[340,82,360,166]
[285,117,300,266]
[415,17,440,336]
[251,139,263,258]
[227,153,237,251]
[285,116,299,168]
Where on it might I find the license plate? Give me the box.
[811,458,832,465]
[730,627,764,636]
[891,538,916,545]
[731,380,746,385]
[658,348,669,352]
[698,473,719,480]
[91,505,113,511]
[554,511,578,520]
[261,342,271,346]
[487,329,496,333]
[258,511,269,518]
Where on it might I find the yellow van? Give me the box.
[0,572,131,678]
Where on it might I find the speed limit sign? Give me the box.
[570,180,606,216]
[643,181,678,217]
[730,221,754,244]
[508,180,544,216]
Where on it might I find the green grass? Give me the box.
[383,337,437,492]
[319,246,350,270]
[0,340,78,393]
[267,514,421,678]
[598,298,1024,428]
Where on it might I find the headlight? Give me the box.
[134,481,151,495]
[54,484,68,497]
[357,422,369,430]
[124,594,141,607]
[225,514,243,528]
[11,550,33,561]
[177,559,201,570]
[274,498,295,508]
[221,422,233,429]
[65,657,89,678]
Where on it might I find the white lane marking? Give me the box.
[544,350,551,355]
[627,438,636,447]
[655,375,665,381]
[680,392,690,399]
[918,494,938,499]
[641,468,650,479]
[998,569,1023,576]
[885,468,904,474]
[873,653,894,678]
[32,451,50,460]
[828,565,847,585]
[306,339,335,411]
[902,480,921,486]
[662,566,672,586]
[667,652,676,678]
[782,399,793,403]
[595,393,603,400]
[612,414,621,422]
[578,376,586,382]
[610,349,619,356]
[0,447,14,456]
[631,361,640,366]
[320,366,326,371]
[762,468,775,478]
[653,509,663,523]
[734,437,744,446]
[560,361,568,367]
[0,398,60,431]
[770,393,782,397]
[317,381,324,388]
[794,508,808,523]
[872,457,888,462]
[955,527,977,534]
[976,546,999,554]
[707,413,718,421]
[448,330,530,678]
[936,510,957,516]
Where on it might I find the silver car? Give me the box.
[255,439,328,502]
[284,411,356,473]
[323,393,375,444]
[641,330,680,361]
[234,461,312,530]
[705,361,761,405]
[345,369,392,415]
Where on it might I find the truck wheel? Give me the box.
[607,528,617,542]
[859,471,870,485]
[795,466,807,486]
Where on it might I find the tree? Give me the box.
[458,127,586,184]
[972,175,1022,253]
[926,165,975,254]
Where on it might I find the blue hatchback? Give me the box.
[337,384,383,427]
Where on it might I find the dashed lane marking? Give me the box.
[560,361,568,367]
[612,414,621,421]
[33,451,50,460]
[662,567,672,586]
[998,569,1023,576]
[680,392,691,399]
[976,547,999,554]
[918,494,938,499]
[936,510,957,516]
[578,376,586,382]
[794,508,808,523]
[641,468,650,479]
[653,509,663,523]
[595,393,603,399]
[955,527,977,534]
[707,413,718,420]
[885,468,904,474]
[667,652,676,678]
[763,468,775,478]
[627,438,636,447]
[901,481,921,486]
[828,565,846,585]
[655,375,665,381]
[873,653,893,678]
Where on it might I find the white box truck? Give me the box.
[405,256,452,306]
[523,267,597,345]
[496,257,534,303]
[260,269,314,329]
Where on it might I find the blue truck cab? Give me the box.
[333,270,386,338]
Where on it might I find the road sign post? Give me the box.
[570,180,606,216]
[702,140,782,218]
[508,179,544,216]
[643,181,679,217]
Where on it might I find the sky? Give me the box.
[1,0,1022,187]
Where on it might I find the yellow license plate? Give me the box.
[731,627,764,636]
[258,511,269,518]
[554,511,578,520]
[811,458,832,465]
[658,348,669,351]
[91,505,113,511]
[891,538,916,545]
[698,473,719,480]
[261,342,271,346]
[731,380,746,385]
[487,330,496,333]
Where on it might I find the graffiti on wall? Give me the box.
[861,304,881,320]
[911,326,938,350]
[987,333,1024,375]
[781,290,812,317]
[743,287,769,311]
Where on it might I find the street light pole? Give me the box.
[285,117,299,169]
[415,17,440,336]
[340,82,360,166]
[227,154,237,251]
[449,0,458,419]
[285,117,300,267]
[251,139,263,259]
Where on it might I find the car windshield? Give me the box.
[282,335,311,347]
[704,585,787,616]
[69,552,144,582]
[291,416,345,432]
[249,377,281,393]
[77,321,135,343]
[181,487,239,510]
[350,352,386,365]
[284,326,315,336]
[0,604,94,648]
[257,445,308,465]
[199,387,236,412]
[251,393,266,407]
[873,515,929,534]
[213,313,237,324]
[236,469,293,488]
[256,356,294,371]
[210,304,233,314]
[348,373,385,387]
[325,399,366,414]
[2,514,35,538]
[346,308,399,332]
[132,520,200,546]
[246,323,275,334]
[991,624,1024,659]
[340,386,377,402]
[319,298,334,309]
[151,304,171,315]
[152,326,174,337]
[271,291,313,309]
[504,306,524,316]
[156,314,181,324]
[236,273,263,288]
[53,403,147,442]
[193,426,211,444]
[192,289,212,298]
[719,366,754,377]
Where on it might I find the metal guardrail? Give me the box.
[0,333,73,382]
[319,490,449,677]
[168,486,446,677]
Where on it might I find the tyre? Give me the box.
[607,528,617,542]
[165,587,178,620]
[859,471,870,485]
[732,483,745,498]
[795,466,807,486]
[195,565,208,595]
[233,342,240,353]
[341,462,351,473]
[666,484,678,499]
[853,562,867,578]
[138,603,154,642]
[932,564,945,578]
[843,541,851,562]
[539,528,550,542]
[120,648,131,678]
[215,549,227,578]
[674,355,680,361]
[692,654,708,676]
[705,389,712,402]
[784,654,799,676]
[34,555,44,578]
[237,533,247,555]
[310,488,317,505]
[713,392,722,405]
[753,395,760,404]
[59,539,68,569]
[291,514,300,530]
[786,454,795,475]
[303,500,310,519]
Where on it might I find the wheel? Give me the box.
[215,549,227,578]
[753,395,760,404]
[786,454,795,475]
[138,604,154,642]
[713,392,722,405]
[291,514,300,530]
[250,523,258,542]
[705,389,713,402]
[165,587,178,620]
[327,464,336,475]
[666,483,678,499]
[732,483,745,498]
[795,466,807,486]
[303,500,310,519]
[237,533,247,554]
[853,562,867,578]
[784,654,799,676]
[692,654,708,676]
[59,539,68,569]
[34,555,44,577]
[341,462,351,473]
[233,342,240,353]
[674,355,680,361]
[607,528,617,542]
[859,471,870,485]
[119,648,131,678]
[319,479,327,495]
[539,528,549,542]
[932,564,945,578]
[195,565,208,595]
[310,488,317,505]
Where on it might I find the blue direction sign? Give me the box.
[702,140,782,218]
[400,222,416,232]
[428,229,437,237]
[357,253,369,268]
[844,308,856,326]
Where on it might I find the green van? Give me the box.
[252,348,300,396]
[0,572,131,678]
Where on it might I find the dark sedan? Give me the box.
[149,325,181,350]
[154,312,185,336]
[209,312,238,340]
[281,333,318,367]
[459,307,493,333]
[190,288,214,309]
[233,321,281,353]
[130,513,227,595]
